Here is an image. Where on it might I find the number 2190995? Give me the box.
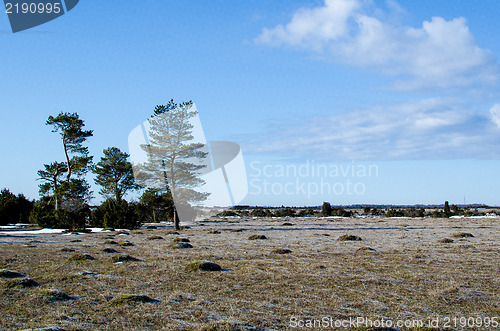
[5,2,62,14]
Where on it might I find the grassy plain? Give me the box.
[0,217,498,330]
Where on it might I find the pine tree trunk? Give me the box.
[174,207,180,231]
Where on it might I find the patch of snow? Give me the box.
[0,228,65,235]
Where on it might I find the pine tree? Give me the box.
[136,100,209,230]
[94,147,139,201]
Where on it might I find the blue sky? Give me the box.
[1,0,500,206]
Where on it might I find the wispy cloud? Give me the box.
[255,0,498,90]
[245,98,500,161]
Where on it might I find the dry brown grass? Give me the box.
[0,217,498,330]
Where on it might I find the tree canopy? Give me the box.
[94,147,139,201]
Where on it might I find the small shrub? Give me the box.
[109,294,159,306]
[4,278,39,289]
[166,231,180,235]
[185,260,222,272]
[248,234,267,240]
[69,253,96,261]
[170,242,193,249]
[111,254,141,263]
[451,232,474,238]
[0,188,33,225]
[91,199,142,229]
[272,248,292,254]
[147,235,164,240]
[105,240,118,245]
[30,197,89,229]
[274,207,296,217]
[337,234,362,241]
[282,222,294,226]
[217,210,239,217]
[208,230,221,234]
[0,269,25,278]
[439,238,454,243]
[117,240,134,246]
[230,229,244,232]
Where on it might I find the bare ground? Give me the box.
[0,217,498,330]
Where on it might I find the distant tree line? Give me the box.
[214,201,490,219]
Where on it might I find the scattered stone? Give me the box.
[117,240,134,247]
[439,238,454,243]
[172,237,190,243]
[109,294,160,306]
[185,260,222,272]
[451,232,474,238]
[0,269,25,278]
[18,327,66,331]
[167,231,180,235]
[4,277,39,289]
[116,231,130,236]
[69,253,97,261]
[39,289,75,303]
[248,234,267,240]
[78,271,98,276]
[70,239,82,243]
[111,254,142,263]
[103,248,120,253]
[170,242,193,249]
[103,228,115,232]
[356,247,377,252]
[272,248,292,254]
[60,247,76,252]
[230,229,244,232]
[147,235,164,240]
[104,235,116,239]
[282,222,294,226]
[337,234,362,241]
[198,321,248,330]
[208,230,221,234]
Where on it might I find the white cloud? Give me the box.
[255,0,498,90]
[257,0,360,51]
[246,99,500,161]
[490,103,500,128]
